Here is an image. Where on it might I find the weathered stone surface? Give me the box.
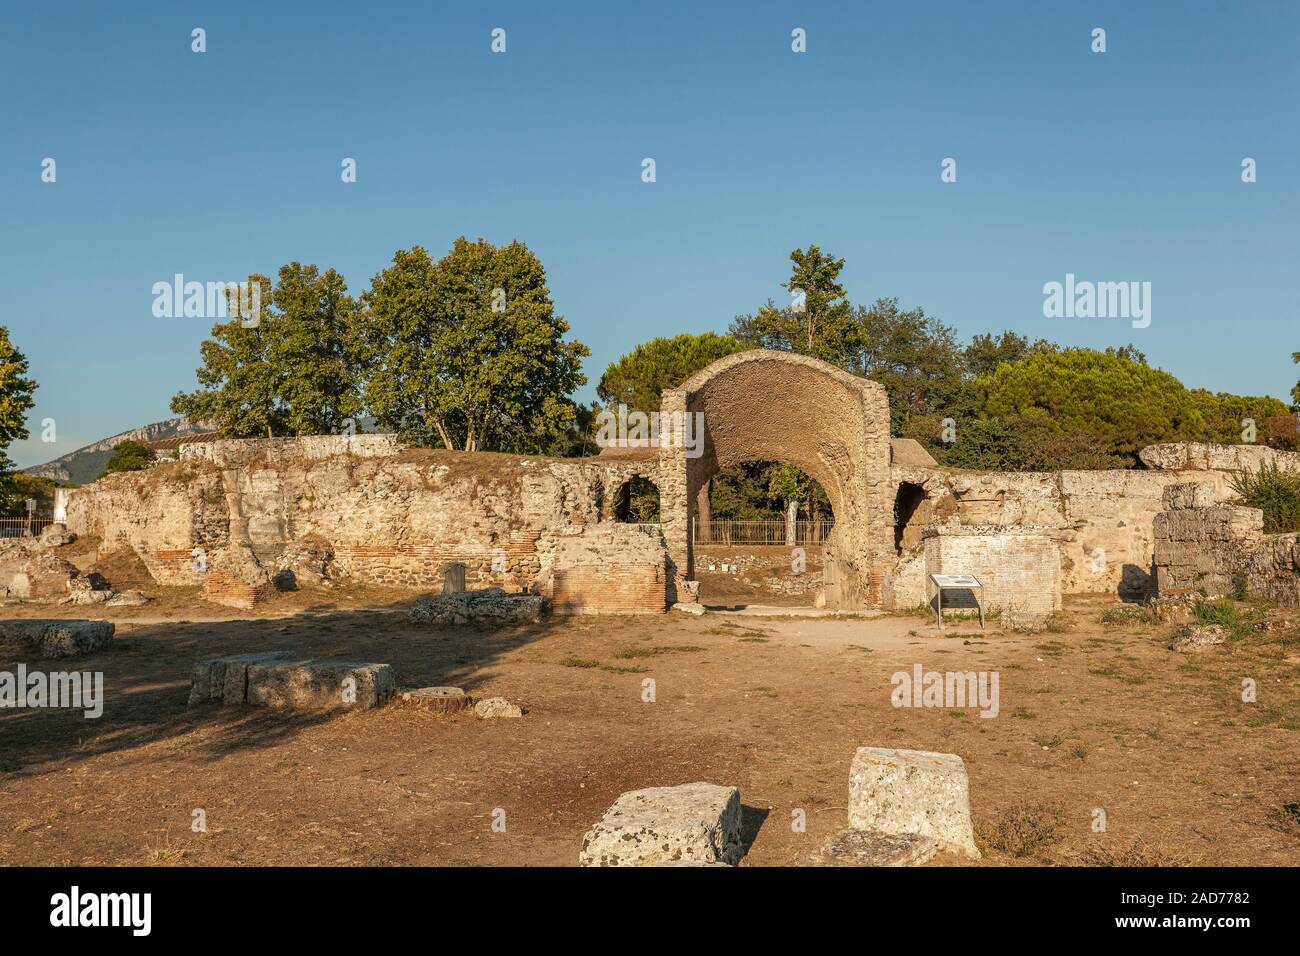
[201,545,279,609]
[188,653,392,709]
[1153,499,1300,606]
[922,525,1061,626]
[1141,442,1300,473]
[1171,624,1227,652]
[105,589,149,607]
[187,651,294,706]
[397,686,470,713]
[247,660,394,709]
[0,619,115,658]
[847,747,979,858]
[815,828,940,867]
[39,523,75,547]
[671,601,706,616]
[473,696,523,719]
[410,588,545,627]
[579,783,743,866]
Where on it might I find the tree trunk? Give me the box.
[785,498,799,547]
[695,481,712,542]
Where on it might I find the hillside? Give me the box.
[22,418,214,484]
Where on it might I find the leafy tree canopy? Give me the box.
[102,439,156,476]
[597,332,746,412]
[171,264,361,437]
[358,237,589,453]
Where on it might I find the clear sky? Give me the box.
[4,1,1298,468]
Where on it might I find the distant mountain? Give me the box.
[22,418,215,484]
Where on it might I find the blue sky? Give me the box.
[3,1,1298,468]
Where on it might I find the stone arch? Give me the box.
[658,350,893,608]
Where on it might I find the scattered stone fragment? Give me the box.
[105,589,149,607]
[0,619,115,658]
[815,829,940,867]
[847,747,979,859]
[579,782,744,867]
[671,601,706,616]
[1170,623,1226,652]
[473,696,523,719]
[38,523,76,547]
[398,686,470,714]
[410,588,545,627]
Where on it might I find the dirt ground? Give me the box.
[2,586,1299,867]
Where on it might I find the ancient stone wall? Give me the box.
[1153,482,1300,605]
[922,526,1062,625]
[67,443,670,614]
[660,350,893,610]
[886,451,1250,606]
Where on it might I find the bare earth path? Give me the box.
[2,590,1298,866]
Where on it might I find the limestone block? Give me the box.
[847,747,979,858]
[0,619,115,658]
[187,651,294,706]
[816,829,939,867]
[1171,624,1226,653]
[246,660,394,709]
[579,783,743,866]
[410,588,546,627]
[473,696,523,718]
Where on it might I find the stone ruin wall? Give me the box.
[886,442,1300,608]
[63,434,1300,613]
[66,436,670,614]
[1153,481,1300,606]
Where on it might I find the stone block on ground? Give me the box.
[0,619,115,658]
[188,653,392,709]
[247,660,395,710]
[815,829,940,867]
[1171,623,1226,652]
[847,747,979,858]
[187,651,295,707]
[410,588,546,627]
[397,686,470,714]
[579,782,743,866]
[473,696,523,719]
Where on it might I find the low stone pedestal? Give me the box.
[847,747,979,858]
[579,783,743,866]
[0,619,115,658]
[189,653,394,710]
[816,829,940,867]
[397,686,470,713]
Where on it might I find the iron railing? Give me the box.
[692,518,834,546]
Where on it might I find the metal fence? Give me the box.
[0,516,57,539]
[692,518,834,546]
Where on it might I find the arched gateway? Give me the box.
[657,350,894,609]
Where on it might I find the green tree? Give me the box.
[172,266,361,437]
[357,237,589,452]
[730,244,859,364]
[0,327,38,511]
[846,298,966,435]
[972,349,1205,464]
[1292,351,1300,410]
[102,439,156,476]
[597,332,746,411]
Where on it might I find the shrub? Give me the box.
[101,440,156,477]
[1100,603,1156,626]
[1229,461,1300,534]
[979,803,1064,858]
